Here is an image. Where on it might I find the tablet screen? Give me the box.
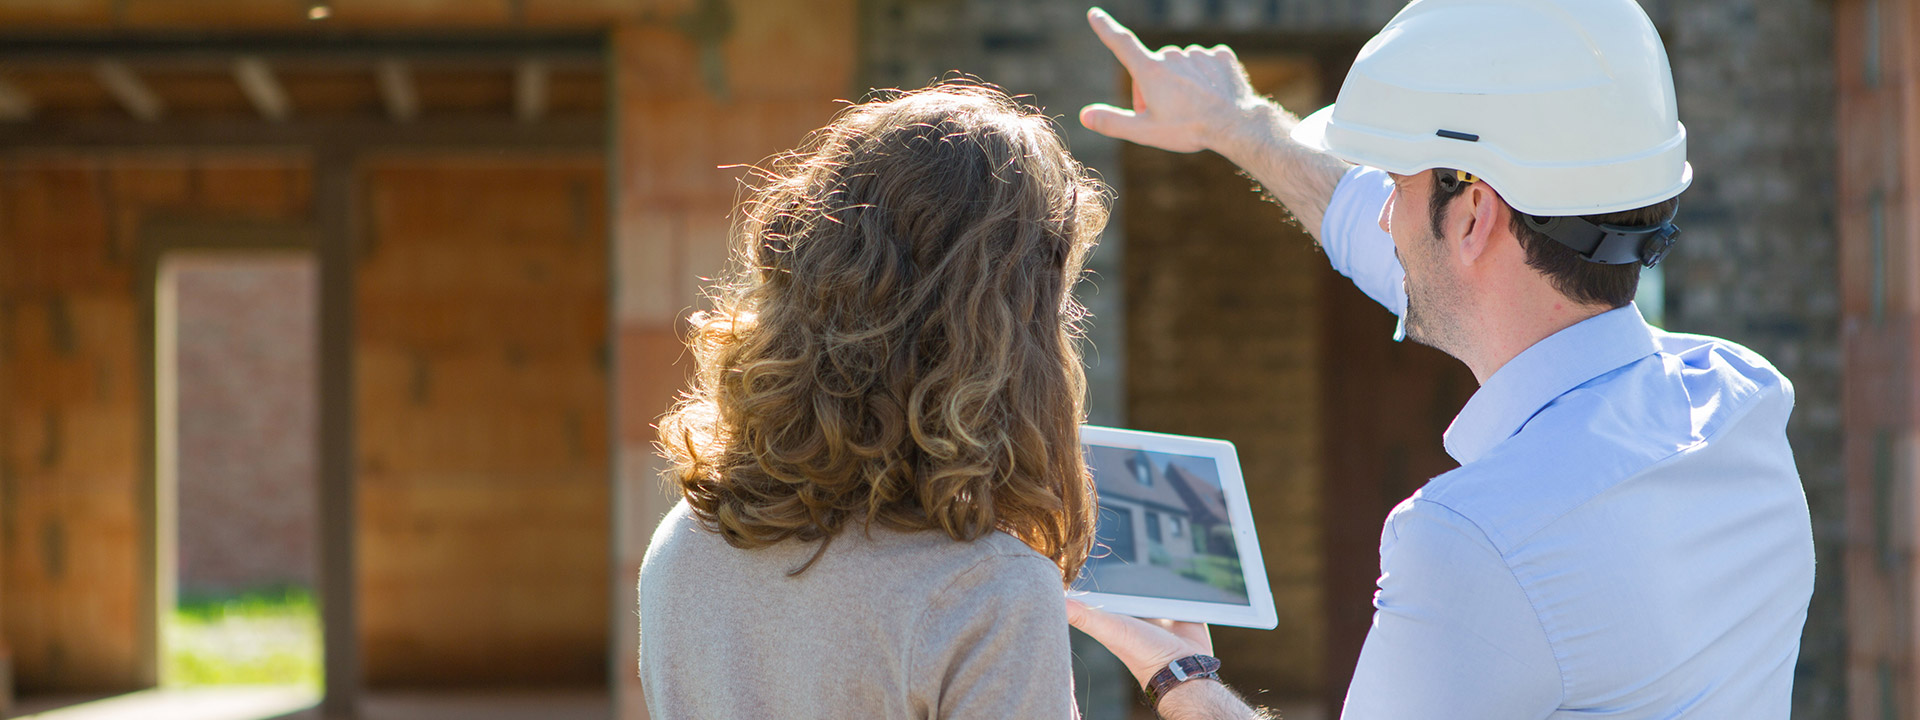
[1079,445,1249,605]
[1071,425,1276,629]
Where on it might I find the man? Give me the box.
[1063,2,1816,719]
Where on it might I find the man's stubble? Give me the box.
[1399,230,1471,361]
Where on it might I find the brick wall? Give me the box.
[1835,0,1915,716]
[609,3,858,714]
[171,258,318,597]
[356,156,608,688]
[0,153,311,692]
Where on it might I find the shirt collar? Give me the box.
[1442,303,1662,465]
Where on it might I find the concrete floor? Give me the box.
[11,688,1311,720]
[11,687,317,720]
[9,689,609,720]
[287,691,609,720]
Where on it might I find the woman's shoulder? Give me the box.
[963,530,1064,585]
[639,500,709,567]
[641,500,1061,592]
[843,523,1062,590]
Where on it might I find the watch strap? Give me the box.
[1142,654,1222,709]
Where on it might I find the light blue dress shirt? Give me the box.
[1320,166,1815,719]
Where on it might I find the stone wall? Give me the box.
[1835,0,1914,715]
[356,156,610,688]
[1658,2,1844,716]
[0,153,314,692]
[172,258,318,597]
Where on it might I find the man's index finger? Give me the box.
[1088,7,1154,74]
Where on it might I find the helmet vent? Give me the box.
[1435,129,1480,142]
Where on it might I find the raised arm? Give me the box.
[1080,7,1351,240]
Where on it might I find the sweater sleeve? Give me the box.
[909,550,1076,720]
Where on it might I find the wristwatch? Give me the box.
[1142,654,1222,709]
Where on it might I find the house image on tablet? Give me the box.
[1084,446,1248,604]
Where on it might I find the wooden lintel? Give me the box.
[0,32,605,64]
[94,60,163,122]
[0,115,604,150]
[0,77,34,122]
[233,56,292,122]
[375,59,419,123]
[515,58,548,124]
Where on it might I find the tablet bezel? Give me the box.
[1073,425,1278,630]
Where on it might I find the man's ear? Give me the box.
[1454,183,1504,267]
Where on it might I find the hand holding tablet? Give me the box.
[1073,426,1278,629]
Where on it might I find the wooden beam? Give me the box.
[0,116,602,150]
[94,60,163,122]
[375,59,419,123]
[0,77,34,122]
[234,56,292,122]
[315,152,361,720]
[515,58,547,124]
[0,32,604,64]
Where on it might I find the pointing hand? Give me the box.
[1080,7,1269,155]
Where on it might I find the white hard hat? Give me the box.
[1291,0,1692,217]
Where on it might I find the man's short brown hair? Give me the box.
[1428,168,1678,308]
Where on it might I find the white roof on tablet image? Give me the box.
[1086,445,1190,511]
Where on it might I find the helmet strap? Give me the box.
[1520,214,1680,268]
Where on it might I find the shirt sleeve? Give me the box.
[1320,165,1408,318]
[1341,499,1562,720]
[910,552,1076,720]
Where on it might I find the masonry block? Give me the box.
[724,0,857,100]
[190,160,313,218]
[357,158,609,688]
[617,324,692,447]
[4,479,141,692]
[615,212,678,325]
[612,25,705,103]
[359,479,608,687]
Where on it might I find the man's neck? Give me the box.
[1459,293,1615,384]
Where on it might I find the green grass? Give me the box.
[1177,555,1247,597]
[163,586,323,689]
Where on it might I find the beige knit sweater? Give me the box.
[639,500,1078,719]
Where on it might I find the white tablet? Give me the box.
[1071,425,1278,630]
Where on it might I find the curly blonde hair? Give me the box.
[657,81,1107,585]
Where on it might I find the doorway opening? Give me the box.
[154,253,322,710]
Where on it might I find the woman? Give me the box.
[638,81,1108,718]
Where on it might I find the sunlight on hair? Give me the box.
[657,79,1112,585]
